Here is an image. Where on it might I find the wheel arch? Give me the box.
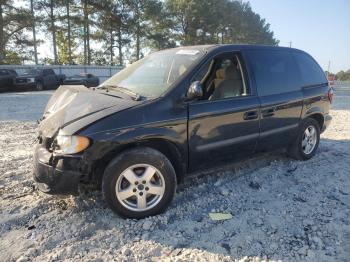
[91,138,186,187]
[305,112,324,129]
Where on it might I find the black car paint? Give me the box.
[33,45,332,194]
[63,73,100,88]
[15,69,66,90]
[0,69,17,91]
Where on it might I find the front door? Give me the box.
[188,52,260,171]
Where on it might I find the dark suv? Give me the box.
[33,45,332,218]
[0,69,17,91]
[15,68,65,91]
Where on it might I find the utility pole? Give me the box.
[30,0,38,64]
[327,61,331,76]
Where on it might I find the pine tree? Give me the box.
[0,0,32,64]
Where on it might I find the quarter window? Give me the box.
[293,52,327,87]
[247,50,301,96]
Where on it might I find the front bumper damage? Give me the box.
[33,144,85,195]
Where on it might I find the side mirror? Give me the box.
[186,81,203,101]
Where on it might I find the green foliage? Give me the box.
[144,1,177,50]
[0,0,33,64]
[336,70,350,82]
[57,31,77,64]
[42,57,55,65]
[1,0,279,65]
[93,0,132,65]
[165,0,278,46]
[2,51,22,64]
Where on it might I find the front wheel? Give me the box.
[102,147,177,219]
[36,82,44,91]
[288,118,320,160]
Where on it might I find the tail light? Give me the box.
[328,88,334,103]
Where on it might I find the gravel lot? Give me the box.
[0,88,349,262]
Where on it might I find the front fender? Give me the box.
[83,118,188,162]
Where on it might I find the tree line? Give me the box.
[0,0,279,66]
[335,70,350,82]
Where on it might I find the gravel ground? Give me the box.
[0,89,350,262]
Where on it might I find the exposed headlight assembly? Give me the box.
[55,130,90,154]
[27,78,35,82]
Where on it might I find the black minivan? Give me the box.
[33,45,332,218]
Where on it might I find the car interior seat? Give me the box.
[204,68,226,99]
[209,64,243,100]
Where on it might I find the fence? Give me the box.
[333,81,350,88]
[0,65,124,83]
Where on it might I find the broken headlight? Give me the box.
[54,130,90,154]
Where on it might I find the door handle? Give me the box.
[244,110,258,120]
[262,107,275,118]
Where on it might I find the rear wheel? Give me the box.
[102,147,177,219]
[288,118,320,160]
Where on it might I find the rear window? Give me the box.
[293,52,327,87]
[247,50,301,96]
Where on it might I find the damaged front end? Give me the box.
[33,143,84,195]
[33,130,94,195]
[33,85,141,195]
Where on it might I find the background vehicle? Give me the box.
[33,45,332,219]
[0,69,17,92]
[63,73,100,87]
[15,68,66,91]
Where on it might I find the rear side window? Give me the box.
[247,50,301,96]
[293,52,327,87]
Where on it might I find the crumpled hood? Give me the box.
[39,85,139,138]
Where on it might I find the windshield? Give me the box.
[102,48,204,97]
[70,74,85,78]
[24,69,40,75]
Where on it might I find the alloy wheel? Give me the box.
[115,164,165,212]
[302,125,317,154]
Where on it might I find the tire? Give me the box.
[288,118,320,160]
[102,147,177,219]
[36,82,44,91]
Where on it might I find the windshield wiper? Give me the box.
[99,85,142,101]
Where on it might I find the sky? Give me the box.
[18,0,350,72]
[245,0,350,73]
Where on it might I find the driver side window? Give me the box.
[191,53,249,100]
